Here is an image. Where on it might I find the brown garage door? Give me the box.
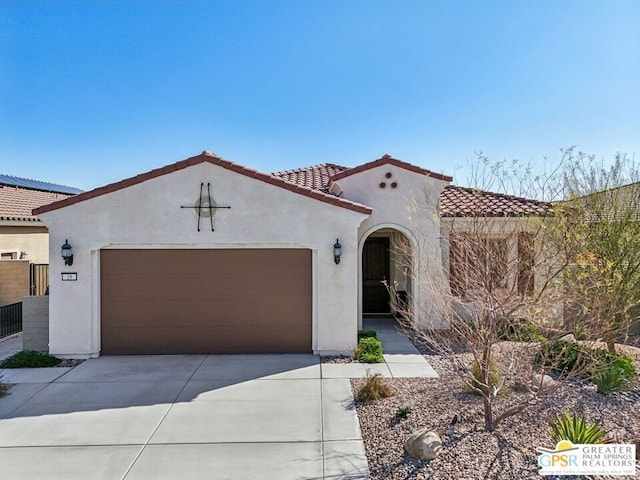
[100,249,312,355]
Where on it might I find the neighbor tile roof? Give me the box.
[0,185,74,221]
[34,152,373,216]
[440,185,552,217]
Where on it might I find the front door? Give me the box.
[362,237,390,314]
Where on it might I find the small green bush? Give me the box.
[0,350,61,368]
[498,317,546,342]
[534,341,587,375]
[357,329,377,341]
[356,373,393,401]
[466,358,502,395]
[591,350,636,379]
[395,406,412,418]
[535,341,636,385]
[355,337,384,363]
[592,367,631,394]
[549,410,607,444]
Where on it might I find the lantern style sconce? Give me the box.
[333,239,342,264]
[61,239,73,266]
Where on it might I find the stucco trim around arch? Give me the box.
[357,223,419,328]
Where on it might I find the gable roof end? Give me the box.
[329,154,453,183]
[33,152,372,216]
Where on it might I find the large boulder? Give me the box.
[404,428,442,460]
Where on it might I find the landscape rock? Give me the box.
[404,428,442,460]
[515,373,556,392]
[558,333,577,342]
[531,373,556,391]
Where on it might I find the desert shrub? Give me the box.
[356,373,393,401]
[592,367,631,394]
[498,317,546,342]
[535,340,587,375]
[591,349,636,379]
[535,341,636,383]
[465,358,503,396]
[0,350,61,368]
[549,410,607,444]
[357,329,377,341]
[355,337,383,363]
[395,406,412,418]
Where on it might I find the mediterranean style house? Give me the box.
[34,151,547,357]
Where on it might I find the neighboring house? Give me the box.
[0,175,81,306]
[34,151,547,358]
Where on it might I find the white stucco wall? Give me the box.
[39,161,369,357]
[0,224,49,263]
[332,164,449,327]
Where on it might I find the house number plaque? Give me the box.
[180,183,230,232]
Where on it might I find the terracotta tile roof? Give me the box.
[273,158,549,217]
[440,185,552,217]
[29,152,549,219]
[0,185,73,221]
[34,152,373,216]
[272,164,348,193]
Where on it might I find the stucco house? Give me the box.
[34,151,546,358]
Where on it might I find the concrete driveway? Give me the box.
[0,354,368,480]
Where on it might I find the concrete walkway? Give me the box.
[0,333,22,361]
[0,322,435,479]
[323,319,438,380]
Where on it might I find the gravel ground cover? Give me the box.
[352,347,640,479]
[321,355,356,364]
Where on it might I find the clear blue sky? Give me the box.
[1,1,638,191]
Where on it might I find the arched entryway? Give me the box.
[360,226,414,321]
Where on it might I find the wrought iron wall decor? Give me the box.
[180,182,230,231]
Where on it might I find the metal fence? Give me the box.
[0,302,22,339]
[30,264,49,296]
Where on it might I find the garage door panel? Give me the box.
[103,292,310,321]
[100,249,312,354]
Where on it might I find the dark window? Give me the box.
[517,233,535,295]
[449,235,509,296]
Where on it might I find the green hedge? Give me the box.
[355,337,384,363]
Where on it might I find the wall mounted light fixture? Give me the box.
[61,239,73,266]
[333,239,342,264]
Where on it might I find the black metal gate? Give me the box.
[0,302,22,339]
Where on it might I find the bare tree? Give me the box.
[388,154,579,432]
